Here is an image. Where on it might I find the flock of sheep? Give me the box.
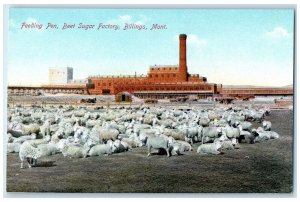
[7,104,280,169]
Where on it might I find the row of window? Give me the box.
[97,82,112,87]
[151,67,176,71]
[115,86,212,91]
[149,74,177,78]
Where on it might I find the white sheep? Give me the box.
[238,129,256,144]
[222,126,240,139]
[253,128,270,143]
[88,140,113,156]
[26,135,51,147]
[146,136,170,157]
[39,120,51,138]
[112,139,129,153]
[13,133,36,144]
[37,143,59,157]
[121,137,142,148]
[216,138,239,150]
[238,121,253,131]
[201,127,222,144]
[199,117,210,127]
[99,128,119,143]
[170,140,193,156]
[19,141,41,169]
[7,142,21,153]
[56,137,74,152]
[176,140,193,151]
[197,141,222,155]
[21,123,40,136]
[262,121,272,131]
[85,120,102,128]
[62,144,90,158]
[162,128,185,141]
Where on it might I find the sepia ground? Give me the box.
[6,110,293,193]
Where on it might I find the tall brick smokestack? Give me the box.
[179,34,188,82]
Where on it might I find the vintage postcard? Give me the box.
[5,6,294,194]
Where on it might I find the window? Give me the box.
[173,74,176,77]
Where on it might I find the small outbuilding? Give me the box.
[115,92,132,102]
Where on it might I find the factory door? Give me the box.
[102,89,111,95]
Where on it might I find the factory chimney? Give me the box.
[179,34,188,82]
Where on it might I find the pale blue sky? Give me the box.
[8,8,294,86]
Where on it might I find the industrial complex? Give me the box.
[7,34,293,99]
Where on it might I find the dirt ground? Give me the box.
[5,110,294,193]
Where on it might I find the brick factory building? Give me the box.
[87,34,221,99]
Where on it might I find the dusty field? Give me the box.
[6,110,293,193]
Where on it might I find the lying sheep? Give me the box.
[253,127,279,142]
[26,135,51,147]
[56,137,74,152]
[262,121,272,131]
[112,139,129,153]
[238,121,253,131]
[62,144,90,158]
[37,143,59,157]
[170,140,193,156]
[269,131,280,139]
[252,128,270,143]
[238,130,256,144]
[216,138,239,150]
[197,141,222,155]
[146,136,170,157]
[88,140,113,156]
[13,134,36,144]
[176,140,193,151]
[19,141,41,168]
[121,137,142,148]
[133,124,151,134]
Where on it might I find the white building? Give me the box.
[49,67,73,84]
[70,79,88,85]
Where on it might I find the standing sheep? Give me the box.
[146,136,170,157]
[201,127,222,144]
[21,123,40,136]
[99,128,119,143]
[19,141,41,169]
